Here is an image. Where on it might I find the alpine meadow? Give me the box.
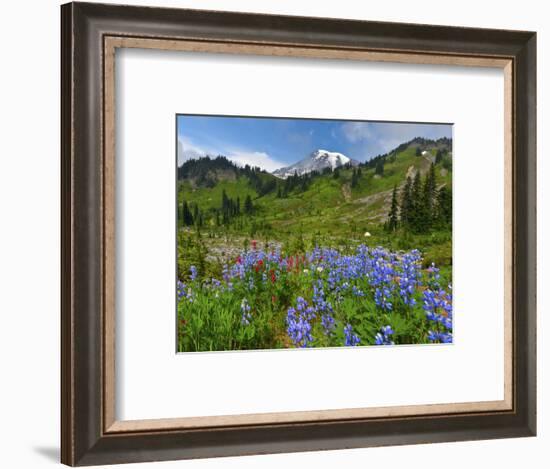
[176,116,453,352]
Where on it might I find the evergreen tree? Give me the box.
[283,177,292,196]
[221,190,229,224]
[387,185,399,232]
[415,147,422,156]
[422,163,437,229]
[181,200,194,226]
[192,204,199,225]
[436,185,452,226]
[400,176,413,227]
[244,195,254,215]
[375,159,384,176]
[435,149,443,164]
[333,167,340,179]
[351,169,359,188]
[410,171,423,232]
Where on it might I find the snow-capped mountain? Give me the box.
[272,149,360,179]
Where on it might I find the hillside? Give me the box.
[177,137,452,273]
[178,138,451,226]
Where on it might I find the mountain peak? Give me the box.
[273,149,359,179]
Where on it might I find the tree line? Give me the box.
[385,163,452,234]
[178,155,273,189]
[275,162,364,197]
[179,189,254,228]
[275,171,314,198]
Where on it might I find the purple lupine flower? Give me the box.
[374,285,393,311]
[396,249,422,306]
[286,305,314,348]
[374,325,394,345]
[426,262,441,289]
[424,286,453,343]
[240,298,252,325]
[321,313,336,336]
[344,324,360,346]
[177,280,187,300]
[428,331,453,343]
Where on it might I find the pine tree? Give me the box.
[410,171,422,232]
[221,189,229,224]
[284,177,291,196]
[244,195,254,215]
[436,185,452,226]
[400,176,413,227]
[192,204,199,225]
[415,147,422,157]
[387,185,399,232]
[351,169,359,188]
[375,160,384,176]
[422,163,437,229]
[181,201,194,226]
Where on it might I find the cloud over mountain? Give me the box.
[177,137,284,172]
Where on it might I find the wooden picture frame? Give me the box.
[61,1,536,465]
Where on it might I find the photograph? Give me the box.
[176,115,453,352]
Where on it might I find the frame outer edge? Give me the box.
[61,2,75,466]
[515,32,537,435]
[72,1,531,56]
[63,2,106,466]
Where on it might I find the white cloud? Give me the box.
[177,136,284,172]
[177,137,209,165]
[341,121,452,160]
[341,122,375,143]
[226,151,285,173]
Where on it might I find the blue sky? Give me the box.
[177,115,452,172]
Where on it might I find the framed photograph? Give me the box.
[175,114,454,352]
[61,2,536,466]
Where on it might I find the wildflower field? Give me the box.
[176,122,453,352]
[177,240,452,352]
